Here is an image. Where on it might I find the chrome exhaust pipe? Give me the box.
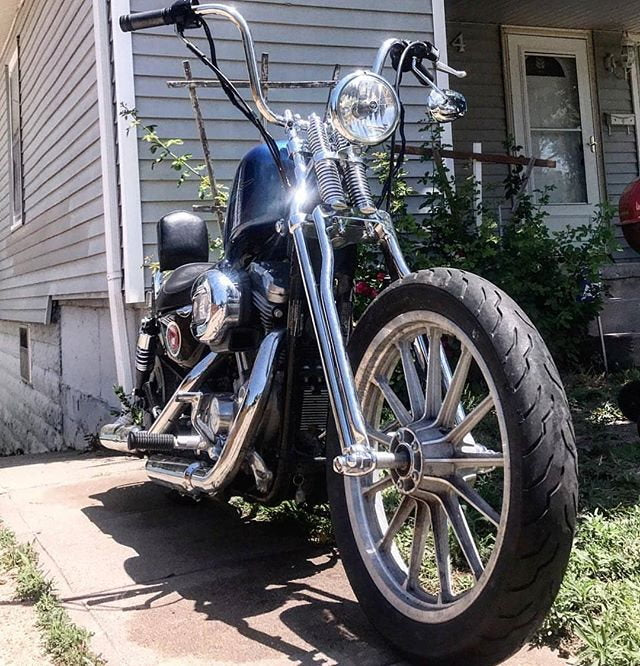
[99,420,142,454]
[145,330,284,495]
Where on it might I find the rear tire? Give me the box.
[327,268,577,665]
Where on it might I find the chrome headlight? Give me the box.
[329,71,400,146]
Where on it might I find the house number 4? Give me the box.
[451,33,466,53]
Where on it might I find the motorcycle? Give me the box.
[100,2,578,663]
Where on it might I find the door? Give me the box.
[505,30,601,231]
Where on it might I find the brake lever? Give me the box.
[435,61,467,79]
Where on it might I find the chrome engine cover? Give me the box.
[191,268,245,349]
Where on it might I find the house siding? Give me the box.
[593,31,640,261]
[128,0,435,260]
[447,22,510,211]
[0,0,106,325]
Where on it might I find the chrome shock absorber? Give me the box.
[335,136,377,215]
[307,114,348,211]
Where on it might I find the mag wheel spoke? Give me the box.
[367,427,394,448]
[436,347,472,429]
[430,501,454,603]
[397,341,426,418]
[448,476,501,527]
[379,496,415,552]
[362,474,393,497]
[447,395,495,445]
[441,494,484,580]
[375,375,412,426]
[406,501,431,591]
[425,329,443,420]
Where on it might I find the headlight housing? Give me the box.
[191,269,243,349]
[329,71,400,146]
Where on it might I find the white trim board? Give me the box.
[111,0,145,304]
[431,0,454,174]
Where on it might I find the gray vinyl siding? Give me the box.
[447,22,510,211]
[0,0,105,325]
[130,0,434,259]
[593,31,640,262]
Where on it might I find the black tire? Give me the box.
[327,268,578,666]
[618,379,640,424]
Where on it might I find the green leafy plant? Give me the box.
[359,126,618,366]
[121,105,229,210]
[112,385,144,427]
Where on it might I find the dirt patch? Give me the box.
[0,575,51,665]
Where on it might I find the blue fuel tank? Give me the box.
[224,142,296,264]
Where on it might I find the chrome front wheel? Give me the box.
[327,269,577,665]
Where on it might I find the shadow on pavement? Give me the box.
[80,480,394,665]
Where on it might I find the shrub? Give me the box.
[358,128,618,366]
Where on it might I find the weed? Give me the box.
[0,524,104,665]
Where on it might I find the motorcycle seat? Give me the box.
[155,262,214,312]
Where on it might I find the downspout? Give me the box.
[92,0,134,391]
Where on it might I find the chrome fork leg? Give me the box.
[290,207,368,452]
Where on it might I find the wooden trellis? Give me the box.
[167,53,341,220]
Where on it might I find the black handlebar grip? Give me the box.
[119,9,172,32]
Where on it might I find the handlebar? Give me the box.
[372,38,467,79]
[119,3,465,127]
[120,0,201,32]
[120,2,286,126]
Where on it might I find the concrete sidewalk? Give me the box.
[0,451,565,666]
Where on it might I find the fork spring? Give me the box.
[307,115,347,210]
[335,136,376,214]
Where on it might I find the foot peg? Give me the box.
[128,431,175,451]
[127,431,204,452]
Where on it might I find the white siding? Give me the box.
[0,0,106,324]
[129,0,435,259]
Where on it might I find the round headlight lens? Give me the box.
[329,71,400,146]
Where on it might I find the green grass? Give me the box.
[531,370,640,665]
[0,524,104,666]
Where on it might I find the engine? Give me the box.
[190,261,289,352]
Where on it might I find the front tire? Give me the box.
[327,269,577,665]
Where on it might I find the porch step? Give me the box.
[602,333,640,369]
[606,278,640,300]
[598,297,640,335]
[602,263,640,299]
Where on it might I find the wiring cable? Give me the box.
[177,22,291,189]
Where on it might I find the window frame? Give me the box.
[19,325,31,385]
[6,41,24,231]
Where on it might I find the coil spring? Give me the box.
[307,115,347,210]
[135,332,155,373]
[335,136,376,215]
[135,346,154,373]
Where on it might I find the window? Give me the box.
[19,326,31,384]
[504,29,600,231]
[6,40,23,229]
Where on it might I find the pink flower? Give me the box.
[355,281,370,296]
